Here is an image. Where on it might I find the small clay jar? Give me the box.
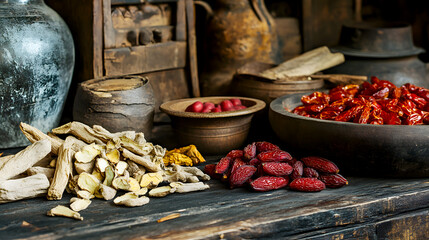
[73,76,155,140]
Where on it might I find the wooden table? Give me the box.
[1,125,429,239]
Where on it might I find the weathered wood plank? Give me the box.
[302,0,354,51]
[103,41,187,76]
[142,69,190,122]
[176,0,186,41]
[1,175,429,239]
[185,0,200,97]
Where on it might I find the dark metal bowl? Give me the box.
[269,93,429,178]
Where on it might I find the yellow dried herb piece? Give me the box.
[184,145,206,165]
[140,172,163,189]
[163,152,193,166]
[75,143,101,163]
[47,205,83,221]
[163,145,205,166]
[77,172,100,194]
[106,149,120,164]
[103,166,114,186]
[148,186,173,197]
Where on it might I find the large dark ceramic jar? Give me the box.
[327,22,428,88]
[0,0,75,148]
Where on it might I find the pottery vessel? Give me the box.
[270,92,429,178]
[0,0,75,148]
[199,0,281,96]
[327,21,428,88]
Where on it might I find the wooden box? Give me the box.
[46,0,196,122]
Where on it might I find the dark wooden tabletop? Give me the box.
[1,124,429,239]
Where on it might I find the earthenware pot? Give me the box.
[0,0,75,148]
[327,21,428,88]
[199,0,281,96]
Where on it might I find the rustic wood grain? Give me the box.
[176,0,187,41]
[302,0,354,51]
[103,41,187,76]
[1,164,429,239]
[185,0,200,97]
[141,69,190,122]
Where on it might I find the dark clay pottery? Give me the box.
[73,76,155,140]
[269,92,429,178]
[0,0,75,148]
[160,96,265,155]
[327,21,428,88]
[199,0,280,96]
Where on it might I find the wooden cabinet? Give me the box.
[46,0,194,122]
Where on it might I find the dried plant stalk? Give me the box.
[0,155,13,170]
[47,137,74,200]
[19,122,64,155]
[122,149,161,172]
[51,122,106,144]
[170,182,210,193]
[26,166,55,179]
[0,139,51,181]
[0,174,50,203]
[92,125,136,141]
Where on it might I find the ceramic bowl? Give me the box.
[160,96,266,155]
[269,92,429,178]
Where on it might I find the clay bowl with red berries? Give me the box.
[160,96,265,155]
[269,92,429,178]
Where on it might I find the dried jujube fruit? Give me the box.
[319,174,348,188]
[289,178,326,192]
[250,176,289,192]
[301,156,339,174]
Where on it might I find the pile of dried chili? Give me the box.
[292,76,429,125]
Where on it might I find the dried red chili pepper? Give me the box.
[301,92,330,105]
[292,77,429,125]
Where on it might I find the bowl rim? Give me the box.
[270,92,429,128]
[160,96,266,118]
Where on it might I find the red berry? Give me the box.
[201,102,215,112]
[203,102,215,109]
[211,105,222,112]
[185,101,203,112]
[230,98,242,106]
[233,105,246,110]
[220,100,234,111]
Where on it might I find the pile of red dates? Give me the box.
[204,141,347,192]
